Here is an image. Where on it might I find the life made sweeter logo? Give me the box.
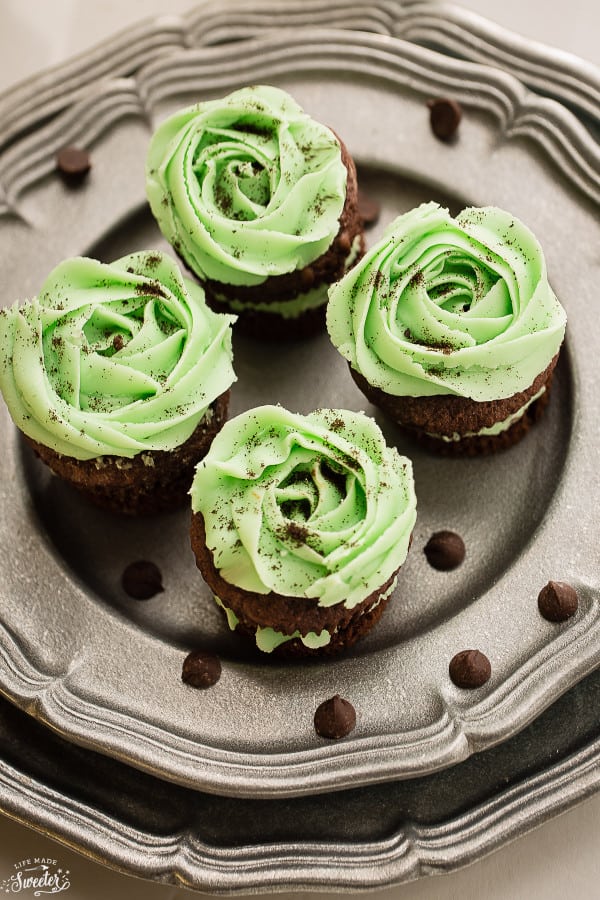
[1,858,70,895]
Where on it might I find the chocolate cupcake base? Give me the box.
[350,354,559,456]
[413,383,552,456]
[232,585,393,658]
[205,292,330,342]
[190,511,399,658]
[25,391,230,515]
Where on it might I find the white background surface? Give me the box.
[0,1,599,899]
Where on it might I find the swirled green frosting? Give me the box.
[327,203,566,400]
[0,252,236,460]
[146,85,347,286]
[191,405,416,609]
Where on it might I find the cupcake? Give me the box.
[0,251,236,514]
[190,405,416,656]
[327,203,567,455]
[146,85,364,339]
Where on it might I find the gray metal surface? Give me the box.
[0,2,598,800]
[1,667,600,893]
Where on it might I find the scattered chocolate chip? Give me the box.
[424,530,465,570]
[427,97,462,141]
[357,189,381,227]
[121,560,164,600]
[182,650,222,689]
[449,650,491,689]
[314,694,356,740]
[112,334,124,352]
[55,146,91,183]
[538,581,579,622]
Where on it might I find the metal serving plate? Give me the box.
[1,666,600,892]
[0,2,598,799]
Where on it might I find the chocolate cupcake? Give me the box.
[146,85,364,339]
[190,406,416,656]
[0,251,236,513]
[327,203,567,454]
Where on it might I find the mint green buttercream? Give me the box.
[214,596,240,630]
[255,627,331,653]
[191,406,416,609]
[327,203,566,401]
[0,252,236,460]
[146,85,347,287]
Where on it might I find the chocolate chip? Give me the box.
[121,560,164,600]
[538,581,578,622]
[55,146,91,183]
[314,694,356,740]
[424,530,465,570]
[357,189,381,227]
[112,334,124,351]
[449,650,491,689]
[182,650,222,689]
[427,98,462,141]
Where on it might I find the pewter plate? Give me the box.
[1,665,600,893]
[0,2,599,799]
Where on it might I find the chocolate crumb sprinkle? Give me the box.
[285,521,309,544]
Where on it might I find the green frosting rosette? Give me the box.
[327,203,566,400]
[0,252,236,460]
[191,405,416,609]
[146,85,347,287]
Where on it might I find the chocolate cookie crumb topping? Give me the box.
[286,521,309,544]
[427,98,462,141]
[182,650,222,689]
[121,560,164,600]
[449,650,491,689]
[56,146,92,183]
[538,581,578,622]
[357,189,381,227]
[314,694,356,739]
[424,531,465,570]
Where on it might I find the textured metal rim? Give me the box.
[1,0,598,146]
[3,746,596,893]
[0,2,598,799]
[0,671,599,894]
